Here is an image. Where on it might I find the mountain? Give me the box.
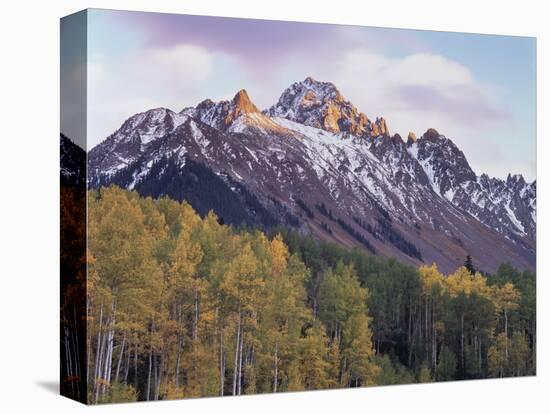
[407,128,536,241]
[88,77,536,273]
[60,133,86,188]
[88,108,188,179]
[266,76,389,137]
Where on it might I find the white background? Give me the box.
[0,0,548,412]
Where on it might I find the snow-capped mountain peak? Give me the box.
[266,76,389,138]
[116,107,188,146]
[406,128,536,239]
[181,89,288,135]
[231,89,259,117]
[87,77,536,273]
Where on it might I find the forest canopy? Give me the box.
[79,186,535,403]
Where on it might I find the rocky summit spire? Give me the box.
[266,77,386,137]
[224,89,259,127]
[371,117,389,137]
[423,128,441,140]
[232,89,259,115]
[407,132,417,146]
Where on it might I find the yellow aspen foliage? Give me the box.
[418,264,445,295]
[508,332,530,376]
[163,382,185,400]
[488,332,508,378]
[445,266,491,299]
[269,233,289,276]
[491,282,521,316]
[344,313,380,386]
[171,232,203,278]
[83,187,533,402]
[299,324,334,390]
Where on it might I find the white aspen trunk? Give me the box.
[72,327,79,397]
[155,352,164,400]
[73,323,81,382]
[220,329,225,396]
[72,307,81,382]
[232,306,241,396]
[95,314,107,403]
[64,327,71,378]
[432,304,437,371]
[124,341,131,385]
[152,352,157,400]
[341,357,347,386]
[115,334,126,384]
[68,327,77,396]
[175,305,183,388]
[193,288,199,341]
[273,342,278,393]
[479,337,482,372]
[101,301,116,398]
[93,304,104,401]
[408,303,414,366]
[425,296,429,358]
[86,307,91,385]
[408,302,412,350]
[504,310,509,360]
[99,299,117,398]
[146,346,152,401]
[64,327,73,395]
[94,334,105,402]
[175,336,183,388]
[473,334,478,373]
[461,312,465,376]
[101,326,114,397]
[107,333,114,385]
[336,323,342,347]
[238,332,244,395]
[134,342,138,389]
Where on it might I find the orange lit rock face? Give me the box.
[225,89,259,126]
[301,90,320,108]
[371,117,389,137]
[267,77,391,139]
[322,103,343,133]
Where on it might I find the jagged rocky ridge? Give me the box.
[266,76,389,137]
[88,77,536,273]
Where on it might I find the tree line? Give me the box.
[272,227,535,382]
[79,186,535,403]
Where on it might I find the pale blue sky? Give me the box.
[82,9,536,181]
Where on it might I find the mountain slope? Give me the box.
[60,134,86,188]
[88,77,536,273]
[407,128,536,242]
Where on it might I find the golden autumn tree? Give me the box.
[491,282,521,359]
[318,261,378,387]
[418,264,446,371]
[85,187,534,402]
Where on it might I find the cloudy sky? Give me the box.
[81,9,536,180]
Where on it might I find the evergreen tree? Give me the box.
[464,255,476,275]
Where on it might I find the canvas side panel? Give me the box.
[60,9,88,404]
